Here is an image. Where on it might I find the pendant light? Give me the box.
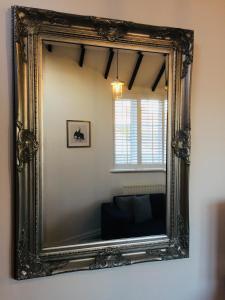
[111,49,124,99]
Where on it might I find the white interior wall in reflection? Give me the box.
[42,44,167,247]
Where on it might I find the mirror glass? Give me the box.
[41,42,168,248]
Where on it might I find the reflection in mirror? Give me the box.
[41,42,168,248]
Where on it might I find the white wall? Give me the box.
[42,44,166,246]
[1,1,225,300]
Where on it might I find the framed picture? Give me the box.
[67,120,91,148]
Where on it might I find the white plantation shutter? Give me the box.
[114,98,167,169]
[141,99,166,165]
[114,100,138,165]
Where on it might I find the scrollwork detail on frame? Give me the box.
[13,8,28,62]
[16,121,39,172]
[17,228,68,280]
[90,248,131,270]
[172,129,191,164]
[90,17,129,41]
[145,237,188,261]
[177,214,189,250]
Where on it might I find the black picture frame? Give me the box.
[66,120,91,148]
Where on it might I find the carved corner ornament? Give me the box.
[16,121,39,172]
[172,129,191,164]
[16,229,68,280]
[145,242,186,261]
[146,213,189,261]
[144,27,193,78]
[90,248,131,270]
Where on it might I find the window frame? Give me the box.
[112,96,168,172]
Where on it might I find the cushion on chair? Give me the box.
[133,195,152,223]
[114,195,135,220]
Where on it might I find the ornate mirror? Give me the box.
[13,6,193,279]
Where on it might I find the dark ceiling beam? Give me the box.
[46,44,53,52]
[104,48,114,79]
[79,45,85,67]
[151,62,165,92]
[128,52,143,90]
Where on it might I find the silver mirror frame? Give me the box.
[13,6,193,280]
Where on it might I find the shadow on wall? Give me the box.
[213,201,225,300]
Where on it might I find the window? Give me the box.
[114,98,167,170]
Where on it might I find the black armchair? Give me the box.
[101,193,166,240]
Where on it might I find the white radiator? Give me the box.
[123,184,166,195]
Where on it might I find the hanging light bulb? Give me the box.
[111,49,124,99]
[111,79,124,99]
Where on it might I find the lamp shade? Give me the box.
[111,79,124,99]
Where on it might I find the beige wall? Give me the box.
[1,1,225,299]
